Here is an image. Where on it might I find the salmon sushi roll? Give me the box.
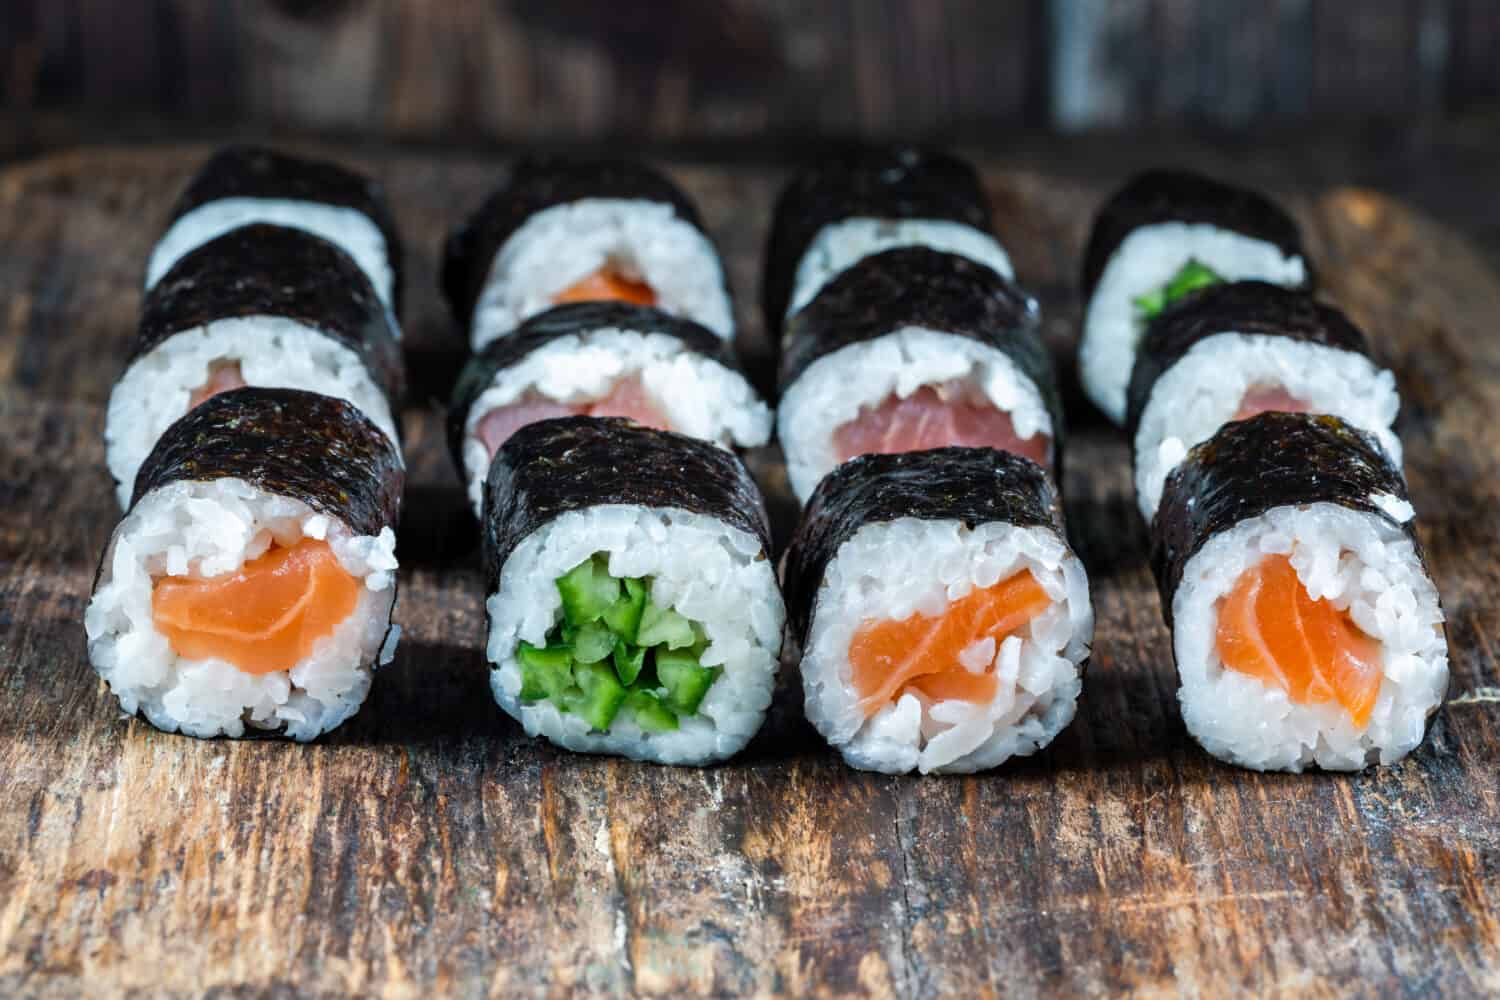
[84,388,403,741]
[1153,413,1447,771]
[783,448,1093,774]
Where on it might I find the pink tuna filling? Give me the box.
[1234,384,1312,421]
[832,381,1051,468]
[188,361,247,410]
[475,374,670,460]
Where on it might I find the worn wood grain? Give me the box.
[0,145,1498,997]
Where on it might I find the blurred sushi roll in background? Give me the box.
[1128,281,1401,521]
[442,156,734,349]
[481,418,784,765]
[85,388,404,741]
[1153,412,1447,772]
[1079,169,1313,424]
[783,448,1093,774]
[448,302,771,515]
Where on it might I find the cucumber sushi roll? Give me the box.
[777,246,1059,502]
[147,144,403,312]
[783,448,1093,774]
[1080,169,1313,424]
[1129,281,1401,521]
[762,146,1012,334]
[84,388,403,741]
[106,225,404,508]
[442,156,733,349]
[1153,413,1447,772]
[482,418,784,765]
[449,302,771,515]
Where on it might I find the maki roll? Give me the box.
[1129,281,1401,521]
[1080,169,1312,424]
[147,144,403,312]
[106,225,404,508]
[778,247,1059,502]
[448,301,772,515]
[1153,413,1447,771]
[84,388,403,741]
[783,448,1093,774]
[763,146,1012,334]
[442,156,733,349]
[482,418,784,765]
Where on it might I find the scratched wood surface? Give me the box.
[0,145,1497,998]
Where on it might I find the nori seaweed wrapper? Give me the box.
[133,224,406,414]
[447,301,751,473]
[163,144,405,315]
[130,387,404,539]
[1124,281,1373,434]
[1151,412,1416,626]
[442,155,711,333]
[761,146,995,335]
[482,417,771,595]
[781,447,1064,647]
[1081,169,1312,302]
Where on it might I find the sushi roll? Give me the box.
[442,156,734,349]
[482,418,784,765]
[147,144,403,313]
[1129,281,1401,521]
[84,388,404,741]
[762,146,1012,335]
[1080,169,1313,424]
[106,225,405,508]
[783,448,1093,774]
[777,246,1060,503]
[1153,412,1447,771]
[448,301,772,515]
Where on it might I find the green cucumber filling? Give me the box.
[1132,258,1223,321]
[517,554,720,733]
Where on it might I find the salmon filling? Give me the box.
[188,360,247,410]
[1215,554,1383,727]
[833,381,1051,468]
[552,268,657,307]
[151,538,361,675]
[848,570,1052,718]
[1233,384,1312,421]
[475,375,670,460]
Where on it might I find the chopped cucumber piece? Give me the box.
[517,642,575,702]
[556,556,620,627]
[572,621,615,664]
[1133,258,1223,320]
[602,577,647,642]
[636,600,697,650]
[656,651,718,715]
[569,662,627,731]
[612,640,647,686]
[626,690,679,733]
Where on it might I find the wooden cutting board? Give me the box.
[1,145,1496,998]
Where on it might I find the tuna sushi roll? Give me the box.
[1153,413,1447,771]
[482,418,784,765]
[84,388,403,741]
[147,144,403,312]
[777,246,1060,502]
[762,146,1012,334]
[1129,281,1401,521]
[449,301,772,515]
[1080,169,1313,424]
[106,225,404,508]
[783,448,1093,774]
[442,156,733,349]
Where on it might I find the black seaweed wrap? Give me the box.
[162,144,404,314]
[1081,170,1311,302]
[482,417,772,596]
[1124,281,1374,434]
[1150,413,1415,626]
[441,156,711,332]
[761,146,994,335]
[129,387,404,539]
[781,448,1064,646]
[133,224,406,412]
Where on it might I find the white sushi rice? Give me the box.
[787,218,1014,320]
[486,505,784,765]
[146,198,397,310]
[105,318,402,509]
[1172,502,1447,771]
[1080,223,1309,424]
[800,518,1092,774]
[83,479,400,741]
[470,199,733,348]
[778,327,1054,502]
[1135,333,1402,521]
[460,329,772,514]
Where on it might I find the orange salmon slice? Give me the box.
[188,361,247,410]
[552,268,657,307]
